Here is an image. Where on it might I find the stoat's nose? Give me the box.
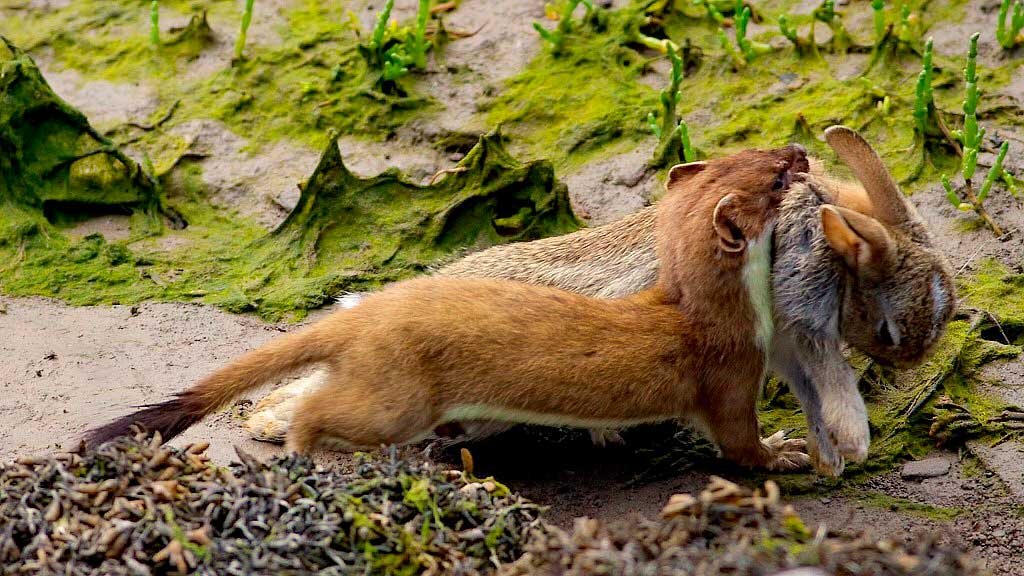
[786,143,809,173]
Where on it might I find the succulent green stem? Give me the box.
[370,0,394,53]
[650,41,696,167]
[535,0,594,53]
[407,0,431,70]
[679,121,695,162]
[997,0,1024,49]
[150,1,160,48]
[961,33,983,181]
[871,0,885,45]
[735,6,772,61]
[978,141,1009,203]
[912,38,934,138]
[233,0,255,61]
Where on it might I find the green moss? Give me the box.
[484,8,656,170]
[1,1,226,84]
[857,491,961,521]
[1,0,434,148]
[0,36,161,245]
[960,258,1024,332]
[1,130,581,321]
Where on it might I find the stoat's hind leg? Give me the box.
[245,370,327,443]
[286,374,432,454]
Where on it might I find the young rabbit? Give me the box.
[246,127,954,476]
[86,145,815,471]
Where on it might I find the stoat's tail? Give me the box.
[84,323,333,448]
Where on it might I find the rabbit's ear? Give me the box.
[824,126,910,227]
[713,193,746,253]
[667,161,708,190]
[820,205,894,272]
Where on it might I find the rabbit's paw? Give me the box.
[823,399,870,463]
[761,430,811,471]
[245,408,289,443]
[807,426,845,477]
[818,378,870,463]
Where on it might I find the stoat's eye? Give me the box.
[772,172,788,190]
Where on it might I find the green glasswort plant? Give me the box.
[359,0,434,88]
[717,28,746,69]
[778,14,816,55]
[997,0,1024,49]
[871,0,885,45]
[233,0,255,61]
[150,1,160,48]
[912,38,934,141]
[534,0,594,53]
[734,6,772,61]
[941,33,1013,236]
[406,0,431,70]
[811,0,851,52]
[649,41,696,167]
[692,0,726,24]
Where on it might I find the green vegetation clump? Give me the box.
[0,37,162,245]
[485,7,658,168]
[942,33,1017,236]
[357,0,434,90]
[534,0,596,54]
[997,0,1024,50]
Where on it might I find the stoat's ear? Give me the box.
[820,205,894,272]
[713,193,746,254]
[667,161,708,190]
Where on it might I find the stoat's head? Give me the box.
[665,143,809,256]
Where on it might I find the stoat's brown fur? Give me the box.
[86,145,812,470]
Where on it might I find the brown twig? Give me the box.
[962,179,1005,236]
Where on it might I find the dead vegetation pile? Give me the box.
[0,431,985,575]
[505,476,985,576]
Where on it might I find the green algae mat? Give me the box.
[0,38,163,243]
[0,36,579,321]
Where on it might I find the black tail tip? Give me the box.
[82,398,203,450]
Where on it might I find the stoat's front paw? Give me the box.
[761,430,811,471]
[588,428,625,448]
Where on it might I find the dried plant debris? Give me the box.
[1,434,988,576]
[0,429,544,575]
[505,476,986,576]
